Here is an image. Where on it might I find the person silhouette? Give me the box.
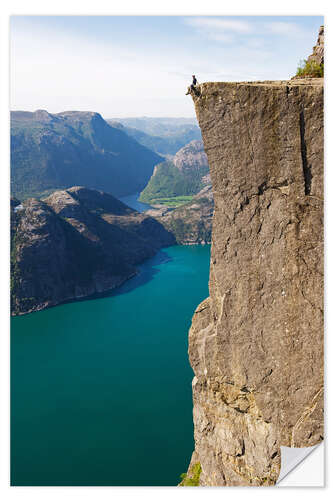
[186,75,199,95]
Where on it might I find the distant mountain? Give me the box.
[139,140,210,204]
[11,186,175,315]
[109,117,198,136]
[107,117,202,155]
[11,110,163,200]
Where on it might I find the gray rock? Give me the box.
[307,25,324,66]
[157,185,213,245]
[186,76,324,485]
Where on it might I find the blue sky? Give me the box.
[11,16,323,117]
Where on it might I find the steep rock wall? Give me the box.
[188,78,324,485]
[308,25,324,66]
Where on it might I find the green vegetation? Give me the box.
[148,195,194,207]
[296,59,324,78]
[179,463,201,486]
[139,161,208,204]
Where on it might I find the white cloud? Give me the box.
[186,17,253,34]
[265,21,307,37]
[186,17,309,47]
[245,38,264,49]
[207,32,235,43]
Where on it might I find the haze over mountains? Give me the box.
[108,117,198,136]
[107,117,201,156]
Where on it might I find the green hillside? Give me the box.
[139,140,209,205]
[140,161,207,203]
[11,110,162,200]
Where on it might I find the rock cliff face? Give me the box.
[11,186,175,315]
[187,78,324,485]
[307,25,324,66]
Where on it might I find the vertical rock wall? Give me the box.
[307,25,324,66]
[187,78,323,485]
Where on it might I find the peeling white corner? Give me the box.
[276,442,324,486]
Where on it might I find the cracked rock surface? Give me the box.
[187,78,324,485]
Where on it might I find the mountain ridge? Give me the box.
[11,110,163,200]
[11,186,175,316]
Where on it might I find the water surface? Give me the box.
[119,192,152,212]
[11,245,211,486]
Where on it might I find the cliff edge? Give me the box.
[187,77,323,485]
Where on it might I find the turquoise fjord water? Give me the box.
[11,245,211,486]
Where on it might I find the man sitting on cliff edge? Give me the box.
[186,75,200,95]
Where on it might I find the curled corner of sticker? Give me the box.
[276,441,324,486]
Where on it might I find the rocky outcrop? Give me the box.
[307,25,324,66]
[173,140,209,173]
[153,185,213,245]
[11,186,175,315]
[139,140,210,204]
[292,26,324,79]
[187,78,324,485]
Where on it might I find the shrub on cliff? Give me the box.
[296,59,324,78]
[179,463,201,486]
